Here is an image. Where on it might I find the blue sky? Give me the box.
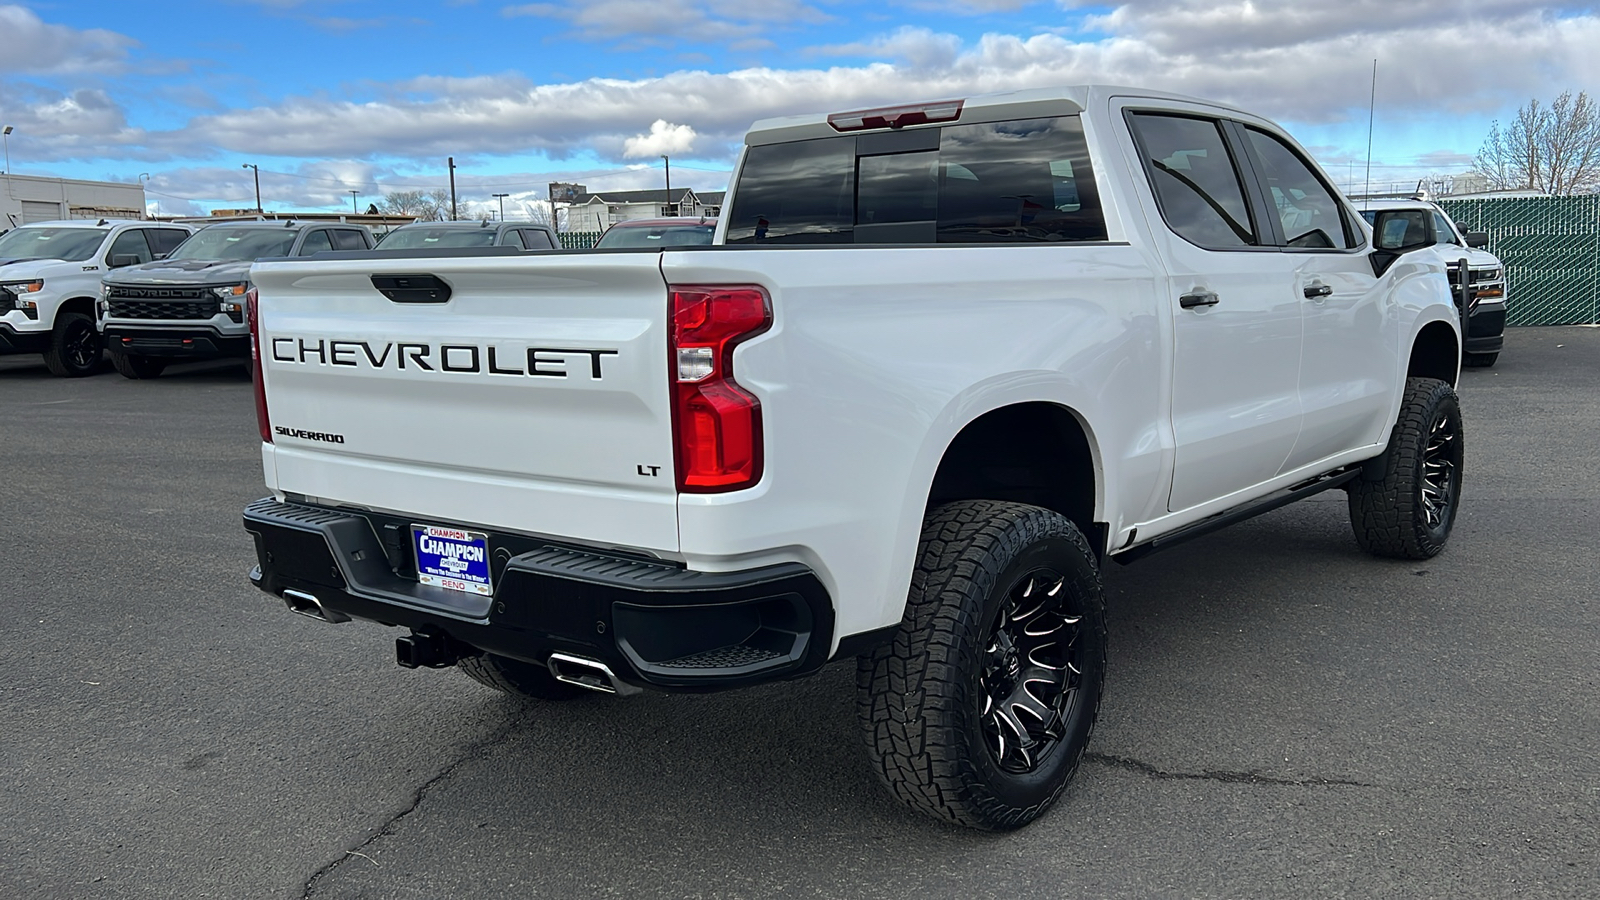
[3,1,1596,218]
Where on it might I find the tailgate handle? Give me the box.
[371,273,452,303]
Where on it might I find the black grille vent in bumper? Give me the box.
[108,299,220,320]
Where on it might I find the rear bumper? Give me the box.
[104,323,250,359]
[0,323,50,354]
[242,497,837,692]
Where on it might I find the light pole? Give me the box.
[242,163,261,213]
[492,193,510,221]
[3,126,12,175]
[348,190,359,214]
[447,157,458,221]
[661,155,672,215]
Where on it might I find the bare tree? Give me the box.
[1473,91,1600,195]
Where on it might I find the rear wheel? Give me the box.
[109,346,167,379]
[43,311,101,377]
[857,500,1106,830]
[458,652,583,701]
[1348,377,1463,559]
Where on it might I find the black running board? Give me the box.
[1112,469,1360,565]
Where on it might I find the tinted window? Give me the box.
[0,227,106,262]
[148,229,190,256]
[1430,211,1460,246]
[107,229,153,265]
[298,230,334,255]
[521,229,555,249]
[593,223,717,250]
[1129,113,1257,248]
[1243,127,1356,249]
[936,117,1106,243]
[503,230,527,249]
[329,229,368,250]
[379,227,500,249]
[171,228,296,260]
[726,138,856,244]
[726,115,1106,245]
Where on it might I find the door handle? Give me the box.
[1303,283,1333,299]
[1179,290,1220,309]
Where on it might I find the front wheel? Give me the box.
[1348,377,1464,559]
[857,500,1106,830]
[43,311,102,377]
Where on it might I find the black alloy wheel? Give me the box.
[980,568,1085,774]
[1348,376,1464,559]
[43,311,102,377]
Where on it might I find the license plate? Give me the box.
[411,525,492,596]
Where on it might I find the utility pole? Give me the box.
[662,155,672,215]
[349,190,359,213]
[242,163,262,213]
[448,157,458,221]
[493,192,510,221]
[139,173,150,219]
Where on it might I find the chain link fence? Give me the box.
[1439,195,1600,325]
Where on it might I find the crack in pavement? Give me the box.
[299,710,526,899]
[1084,752,1375,788]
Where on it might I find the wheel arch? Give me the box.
[924,400,1107,557]
[1408,318,1460,386]
[55,295,98,324]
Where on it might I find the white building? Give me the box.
[2,174,147,228]
[562,188,724,233]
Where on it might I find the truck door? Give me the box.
[1236,126,1394,471]
[1122,109,1304,512]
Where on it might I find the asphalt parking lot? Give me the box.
[2,327,1597,900]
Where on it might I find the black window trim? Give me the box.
[1122,107,1276,254]
[1231,121,1368,255]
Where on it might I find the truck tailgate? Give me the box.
[250,253,679,554]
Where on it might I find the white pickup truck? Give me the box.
[242,85,1465,830]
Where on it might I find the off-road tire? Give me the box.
[458,652,583,701]
[857,500,1106,830]
[1463,352,1498,368]
[1348,377,1463,559]
[43,311,101,377]
[109,347,167,379]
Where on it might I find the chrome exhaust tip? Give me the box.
[282,589,351,624]
[547,652,641,696]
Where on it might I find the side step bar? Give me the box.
[1113,469,1361,565]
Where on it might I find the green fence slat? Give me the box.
[558,231,601,250]
[1439,195,1600,325]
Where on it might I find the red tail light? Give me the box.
[246,287,272,443]
[669,285,772,492]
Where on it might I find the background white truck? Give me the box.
[0,219,194,376]
[241,85,1465,830]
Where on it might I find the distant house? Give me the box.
[563,187,721,233]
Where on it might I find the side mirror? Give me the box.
[109,254,143,268]
[1465,231,1490,249]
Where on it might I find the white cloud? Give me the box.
[502,0,829,45]
[623,120,697,158]
[0,4,136,75]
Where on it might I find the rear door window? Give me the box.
[1127,113,1258,249]
[725,114,1106,245]
[148,229,190,256]
[521,228,555,249]
[329,229,368,250]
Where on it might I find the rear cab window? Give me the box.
[725,115,1107,245]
